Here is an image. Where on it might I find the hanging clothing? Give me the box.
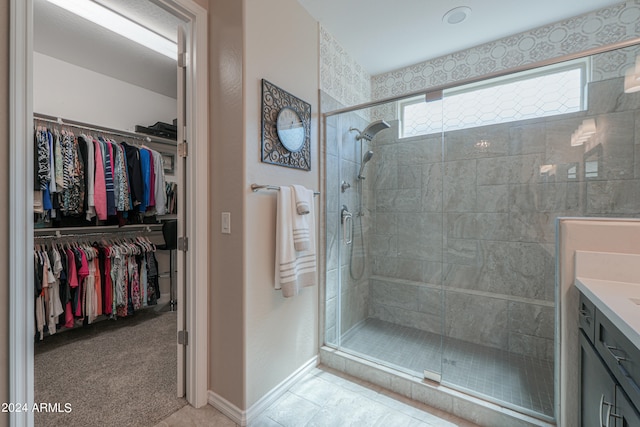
[147,149,156,209]
[54,132,64,189]
[35,128,51,191]
[139,148,151,213]
[113,142,131,212]
[121,142,144,207]
[93,139,107,220]
[33,235,160,339]
[79,135,96,221]
[151,150,167,215]
[101,137,117,217]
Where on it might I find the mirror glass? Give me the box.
[276,107,305,152]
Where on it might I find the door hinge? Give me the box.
[178,141,188,158]
[177,330,188,345]
[177,236,189,251]
[178,52,187,68]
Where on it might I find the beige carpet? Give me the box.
[34,308,186,427]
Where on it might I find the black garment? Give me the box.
[146,252,159,306]
[71,248,83,316]
[34,255,44,297]
[77,136,91,214]
[96,244,107,312]
[58,248,70,307]
[121,142,144,206]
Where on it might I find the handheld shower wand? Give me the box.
[358,150,374,180]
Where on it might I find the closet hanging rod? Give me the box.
[34,231,157,241]
[251,183,320,196]
[33,113,177,147]
[34,224,163,238]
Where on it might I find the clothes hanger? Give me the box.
[136,236,149,252]
[144,235,156,252]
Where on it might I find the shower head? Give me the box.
[362,150,374,164]
[350,120,390,141]
[358,150,374,180]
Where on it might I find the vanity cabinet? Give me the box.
[580,332,617,427]
[595,309,640,407]
[579,290,640,427]
[615,386,640,427]
[579,292,596,343]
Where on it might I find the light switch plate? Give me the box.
[221,212,231,234]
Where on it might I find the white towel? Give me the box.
[275,186,317,297]
[292,184,311,215]
[291,185,314,251]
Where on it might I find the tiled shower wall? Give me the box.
[368,52,640,360]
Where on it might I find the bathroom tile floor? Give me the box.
[154,367,478,426]
[341,318,554,419]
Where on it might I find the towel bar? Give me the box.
[251,183,320,196]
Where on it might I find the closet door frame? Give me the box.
[8,1,210,424]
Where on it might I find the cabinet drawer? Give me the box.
[615,385,640,427]
[595,310,640,407]
[580,332,617,427]
[579,292,596,343]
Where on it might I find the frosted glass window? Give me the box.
[400,62,586,138]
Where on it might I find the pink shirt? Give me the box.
[66,249,78,288]
[93,140,107,220]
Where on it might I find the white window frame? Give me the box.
[399,59,589,139]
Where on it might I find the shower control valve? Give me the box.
[341,205,353,245]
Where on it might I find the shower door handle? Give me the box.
[341,206,353,245]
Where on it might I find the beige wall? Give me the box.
[209,0,246,410]
[558,218,640,427]
[243,0,319,409]
[0,0,8,425]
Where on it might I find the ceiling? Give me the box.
[35,0,626,98]
[34,0,183,98]
[297,0,626,76]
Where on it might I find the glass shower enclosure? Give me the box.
[324,42,640,422]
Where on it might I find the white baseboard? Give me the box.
[208,355,318,426]
[245,356,318,424]
[207,390,246,426]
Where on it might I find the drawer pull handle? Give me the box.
[599,394,613,427]
[605,344,627,364]
[604,403,612,427]
[579,309,592,320]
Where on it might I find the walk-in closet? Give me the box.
[32,1,186,425]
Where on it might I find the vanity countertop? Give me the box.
[575,277,640,349]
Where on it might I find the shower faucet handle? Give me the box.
[341,205,353,245]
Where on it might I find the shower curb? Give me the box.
[319,346,555,427]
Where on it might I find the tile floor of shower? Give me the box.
[340,318,554,420]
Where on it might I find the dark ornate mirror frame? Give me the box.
[261,79,311,170]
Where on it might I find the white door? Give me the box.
[176,23,188,398]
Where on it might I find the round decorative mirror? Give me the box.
[276,107,305,152]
